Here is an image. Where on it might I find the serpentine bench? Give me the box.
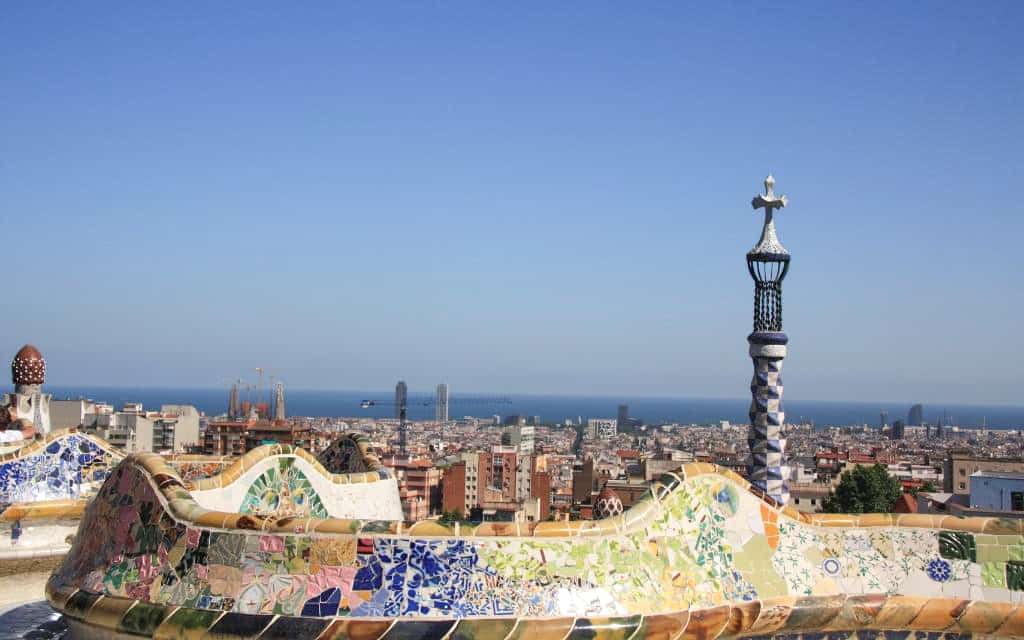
[46,454,1024,639]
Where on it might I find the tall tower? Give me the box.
[228,383,240,419]
[395,381,407,419]
[395,380,409,455]
[617,404,629,431]
[435,384,449,423]
[273,382,286,421]
[745,175,791,505]
[908,403,924,426]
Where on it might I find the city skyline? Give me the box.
[3,4,1021,404]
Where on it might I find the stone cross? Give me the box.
[751,174,787,225]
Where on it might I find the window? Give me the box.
[794,498,800,504]
[810,499,817,505]
[959,468,966,476]
[1012,492,1024,512]
[959,482,966,490]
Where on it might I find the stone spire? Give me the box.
[746,175,791,505]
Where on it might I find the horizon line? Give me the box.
[24,383,1024,411]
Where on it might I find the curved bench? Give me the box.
[45,456,1024,639]
[0,429,123,507]
[0,430,124,564]
[0,432,401,568]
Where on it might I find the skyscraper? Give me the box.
[745,175,791,505]
[617,404,629,431]
[880,410,888,430]
[435,384,449,423]
[395,381,408,419]
[228,383,239,419]
[908,403,924,426]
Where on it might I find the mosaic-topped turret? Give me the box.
[12,344,45,389]
[2,343,51,437]
[747,175,791,505]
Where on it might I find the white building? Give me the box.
[50,398,97,431]
[86,403,200,453]
[587,418,617,441]
[502,423,536,454]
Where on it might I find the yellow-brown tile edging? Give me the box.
[182,443,386,493]
[43,588,1024,639]
[0,498,88,522]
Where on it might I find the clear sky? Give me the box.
[1,3,1021,404]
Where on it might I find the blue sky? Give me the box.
[1,3,1021,404]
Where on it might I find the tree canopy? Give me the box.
[822,463,903,514]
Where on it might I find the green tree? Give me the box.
[910,480,938,496]
[822,463,903,514]
[437,510,467,526]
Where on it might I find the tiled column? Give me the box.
[747,330,790,504]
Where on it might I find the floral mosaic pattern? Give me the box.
[50,459,1024,635]
[0,432,121,505]
[239,458,328,519]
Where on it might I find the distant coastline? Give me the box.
[29,386,1024,429]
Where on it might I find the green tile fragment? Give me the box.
[977,544,1010,563]
[982,561,1007,588]
[939,531,976,562]
[162,607,223,632]
[1007,561,1024,591]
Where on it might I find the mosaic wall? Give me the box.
[239,458,329,520]
[185,445,403,522]
[317,433,387,477]
[48,455,1024,640]
[0,431,122,506]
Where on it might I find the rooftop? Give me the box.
[971,470,1024,481]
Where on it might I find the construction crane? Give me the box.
[360,396,511,455]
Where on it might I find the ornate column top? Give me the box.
[749,175,789,260]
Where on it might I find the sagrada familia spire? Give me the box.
[746,175,791,505]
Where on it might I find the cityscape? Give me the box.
[15,338,1024,526]
[2,3,1022,639]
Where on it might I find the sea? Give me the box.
[37,386,1024,429]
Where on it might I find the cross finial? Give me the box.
[751,174,787,218]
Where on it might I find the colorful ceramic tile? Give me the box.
[1007,561,1024,591]
[240,458,328,519]
[939,531,977,562]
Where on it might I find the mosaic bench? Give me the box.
[46,457,1024,639]
[0,431,399,571]
[0,429,124,507]
[0,430,124,566]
